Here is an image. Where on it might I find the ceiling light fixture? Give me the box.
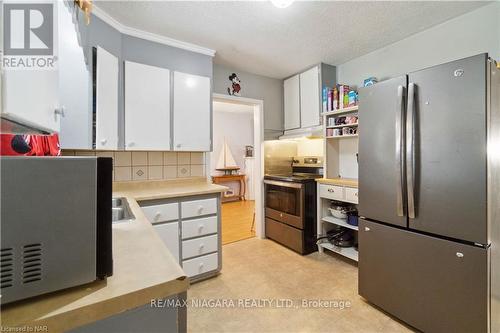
[270,0,294,9]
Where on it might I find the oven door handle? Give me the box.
[263,179,303,189]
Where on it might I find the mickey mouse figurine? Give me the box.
[227,73,241,96]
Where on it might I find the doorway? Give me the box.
[210,94,264,245]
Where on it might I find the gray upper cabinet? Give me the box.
[284,74,301,130]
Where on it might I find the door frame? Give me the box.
[212,93,265,239]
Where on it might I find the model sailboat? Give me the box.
[216,138,240,175]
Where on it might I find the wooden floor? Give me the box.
[221,200,256,245]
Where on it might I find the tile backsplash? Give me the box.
[62,150,206,182]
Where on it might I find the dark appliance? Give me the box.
[264,156,322,254]
[358,54,499,332]
[0,156,113,304]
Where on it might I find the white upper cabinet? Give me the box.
[300,66,320,128]
[96,47,119,150]
[3,68,60,133]
[173,71,211,151]
[124,61,171,150]
[1,1,60,134]
[284,74,301,130]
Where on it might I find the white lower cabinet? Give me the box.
[154,222,180,262]
[142,202,179,224]
[182,216,217,239]
[182,253,218,278]
[141,194,221,281]
[344,187,359,204]
[319,184,344,201]
[181,198,217,219]
[182,235,218,259]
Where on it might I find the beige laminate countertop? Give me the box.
[1,178,227,332]
[316,178,359,188]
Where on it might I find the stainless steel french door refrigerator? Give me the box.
[357,53,499,333]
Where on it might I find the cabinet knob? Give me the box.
[101,139,107,145]
[54,107,65,117]
[199,244,204,251]
[199,263,204,271]
[154,212,161,221]
[364,227,371,232]
[198,224,204,232]
[197,206,204,214]
[328,188,334,193]
[456,252,464,258]
[355,192,358,197]
[279,213,283,218]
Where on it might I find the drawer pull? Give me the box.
[328,188,335,193]
[198,224,204,232]
[279,213,283,218]
[199,244,205,252]
[199,263,204,271]
[456,252,464,258]
[197,206,204,215]
[355,192,358,197]
[154,212,161,221]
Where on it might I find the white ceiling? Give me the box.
[95,1,489,79]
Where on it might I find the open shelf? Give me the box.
[326,123,358,129]
[322,216,358,231]
[325,134,359,139]
[322,105,359,117]
[318,242,358,262]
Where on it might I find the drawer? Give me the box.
[182,216,218,240]
[182,253,218,278]
[142,202,179,224]
[154,222,180,262]
[344,187,359,204]
[319,184,344,201]
[181,198,217,218]
[265,218,304,254]
[182,234,218,259]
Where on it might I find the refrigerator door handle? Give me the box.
[406,82,416,219]
[396,85,406,217]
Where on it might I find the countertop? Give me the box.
[113,177,229,201]
[1,178,227,332]
[316,177,359,188]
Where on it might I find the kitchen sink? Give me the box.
[112,197,135,223]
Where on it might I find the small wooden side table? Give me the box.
[212,174,246,201]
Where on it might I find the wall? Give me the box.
[213,64,283,139]
[296,138,323,157]
[337,2,500,87]
[61,11,213,149]
[211,110,254,174]
[264,138,325,174]
[264,140,297,175]
[62,150,206,182]
[333,2,500,180]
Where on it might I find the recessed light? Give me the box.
[270,0,294,9]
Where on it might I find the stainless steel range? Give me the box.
[264,157,323,254]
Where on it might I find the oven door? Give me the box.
[264,179,304,229]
